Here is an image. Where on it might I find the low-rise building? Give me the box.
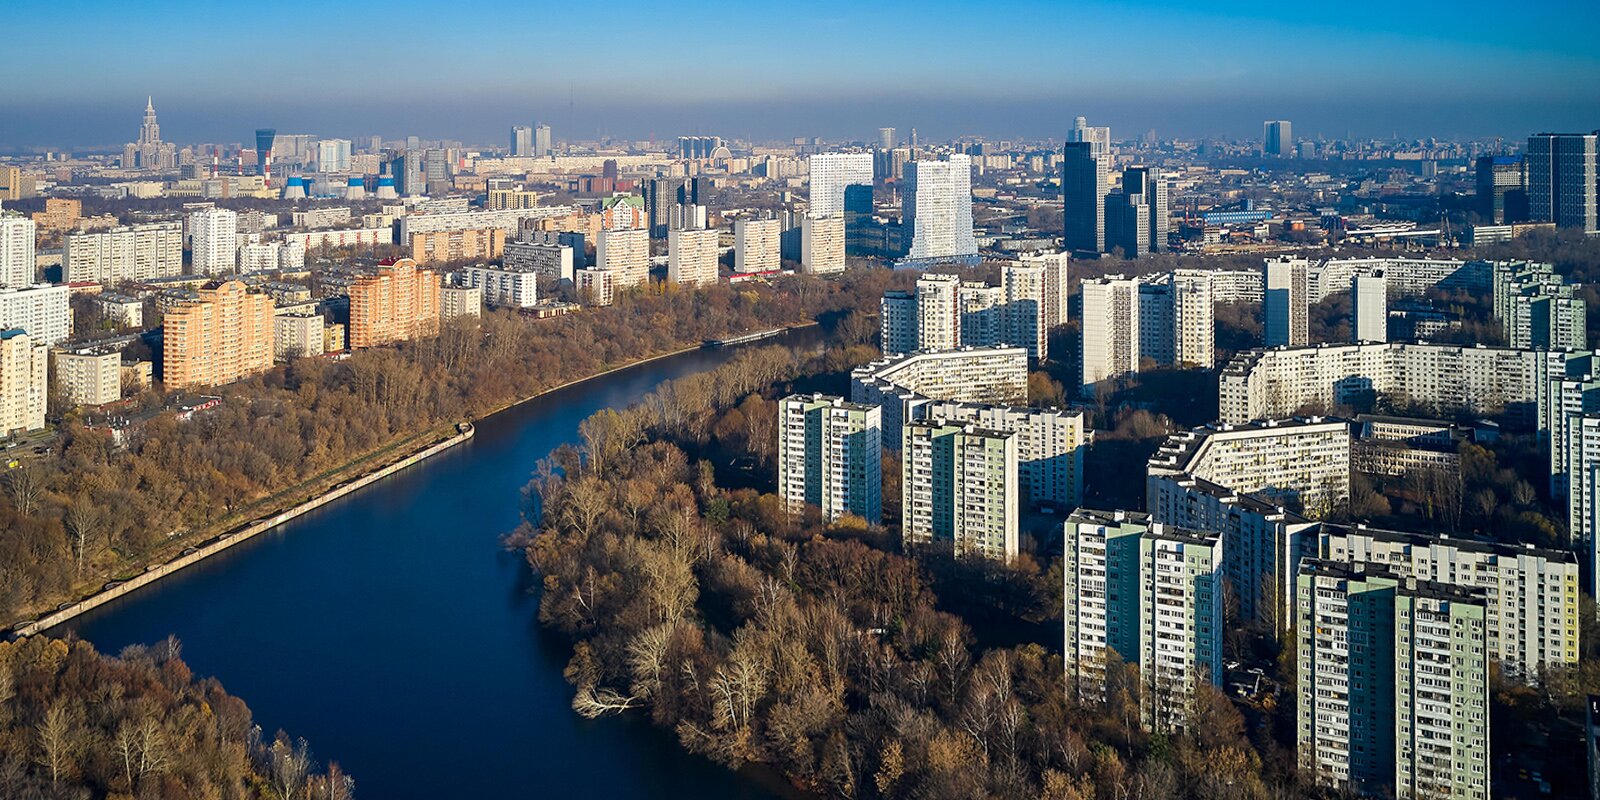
[51,340,124,407]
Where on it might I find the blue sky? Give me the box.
[2,0,1596,148]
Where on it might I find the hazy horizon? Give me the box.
[3,0,1596,149]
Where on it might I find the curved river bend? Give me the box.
[57,329,822,799]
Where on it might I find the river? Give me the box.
[55,327,823,799]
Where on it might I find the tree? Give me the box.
[35,703,73,787]
[64,497,103,577]
[6,465,44,517]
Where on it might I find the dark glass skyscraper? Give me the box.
[1527,133,1598,232]
[255,128,276,177]
[1062,141,1107,254]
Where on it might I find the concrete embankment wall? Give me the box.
[14,425,476,638]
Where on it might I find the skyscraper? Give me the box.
[1475,154,1526,224]
[535,123,553,157]
[595,228,650,287]
[1109,166,1167,257]
[123,97,177,171]
[348,259,440,349]
[511,125,534,156]
[255,128,276,180]
[1062,141,1109,253]
[316,139,352,173]
[1264,257,1308,346]
[878,127,896,150]
[903,420,1018,563]
[808,153,875,218]
[778,393,883,523]
[1263,120,1292,157]
[644,177,707,238]
[902,154,977,265]
[1526,133,1599,232]
[0,329,48,435]
[880,290,917,355]
[800,215,846,275]
[1352,272,1388,343]
[1002,262,1047,361]
[1067,116,1111,154]
[1170,269,1214,367]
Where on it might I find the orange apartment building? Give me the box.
[348,258,440,349]
[408,228,506,265]
[162,280,275,389]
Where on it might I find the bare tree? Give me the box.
[65,497,104,577]
[6,465,44,517]
[36,704,72,787]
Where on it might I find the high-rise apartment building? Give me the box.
[595,227,651,288]
[316,139,352,173]
[914,273,961,350]
[1544,374,1600,498]
[1079,277,1140,394]
[851,347,1030,450]
[190,208,238,276]
[1566,413,1600,600]
[0,330,47,434]
[1001,262,1047,360]
[644,177,708,238]
[778,393,883,523]
[504,240,575,282]
[808,153,874,218]
[958,283,1003,348]
[902,420,1018,563]
[1061,509,1222,733]
[408,229,507,266]
[1016,251,1071,334]
[69,221,183,284]
[1062,142,1108,253]
[880,290,917,356]
[510,125,534,157]
[1318,523,1578,682]
[348,259,440,349]
[1222,342,1588,425]
[0,284,71,346]
[575,269,616,307]
[1526,133,1598,232]
[920,401,1086,510]
[535,124,553,157]
[161,280,275,389]
[800,215,845,275]
[1170,270,1214,367]
[1263,120,1292,157]
[1148,417,1353,520]
[1296,561,1488,800]
[902,155,977,265]
[1352,271,1388,343]
[1492,261,1587,350]
[1264,256,1308,346]
[734,218,782,273]
[667,227,719,287]
[458,265,539,309]
[0,213,36,289]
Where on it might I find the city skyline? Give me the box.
[2,0,1597,148]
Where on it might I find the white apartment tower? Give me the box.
[778,393,883,523]
[1002,262,1047,361]
[1079,277,1140,395]
[595,227,651,288]
[190,208,239,276]
[1353,271,1389,343]
[902,155,977,263]
[734,217,782,273]
[807,153,874,218]
[0,214,36,288]
[1264,256,1308,346]
[801,215,846,275]
[668,227,720,287]
[1170,269,1215,367]
[915,273,961,351]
